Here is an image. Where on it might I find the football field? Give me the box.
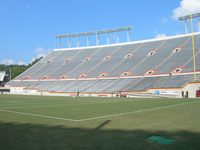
[0,95,200,150]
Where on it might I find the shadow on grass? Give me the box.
[0,121,200,150]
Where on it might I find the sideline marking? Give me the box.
[79,101,200,122]
[0,101,199,122]
[5,101,24,103]
[0,109,79,122]
[0,99,142,110]
[78,101,200,121]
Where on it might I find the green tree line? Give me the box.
[0,57,43,82]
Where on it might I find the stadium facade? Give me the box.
[5,31,200,98]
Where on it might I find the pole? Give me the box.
[86,33,89,46]
[184,19,188,34]
[9,67,11,81]
[68,37,71,48]
[116,31,119,43]
[198,16,200,32]
[127,30,131,42]
[77,35,80,47]
[67,37,70,48]
[190,14,197,81]
[96,32,99,46]
[106,32,110,44]
[59,38,61,48]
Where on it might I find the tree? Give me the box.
[0,57,43,82]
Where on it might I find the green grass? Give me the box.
[0,95,200,150]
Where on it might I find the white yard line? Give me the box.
[0,101,199,122]
[78,101,200,122]
[0,109,79,122]
[4,101,24,103]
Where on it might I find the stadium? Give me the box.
[5,20,200,98]
[0,1,200,150]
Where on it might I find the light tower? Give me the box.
[55,26,133,48]
[178,13,200,33]
[178,13,200,81]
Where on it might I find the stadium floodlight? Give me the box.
[178,13,200,34]
[179,13,200,81]
[178,13,200,21]
[55,26,133,48]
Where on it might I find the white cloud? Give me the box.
[1,47,49,65]
[155,34,167,39]
[35,47,46,59]
[0,59,15,65]
[31,47,48,63]
[0,59,27,65]
[172,0,200,19]
[31,58,36,63]
[18,61,26,65]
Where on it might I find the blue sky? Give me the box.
[0,0,199,65]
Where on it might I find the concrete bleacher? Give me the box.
[0,71,6,82]
[0,71,6,88]
[7,32,200,94]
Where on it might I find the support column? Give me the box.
[77,35,80,47]
[67,37,71,48]
[96,32,99,46]
[198,16,200,32]
[9,68,12,81]
[190,14,197,81]
[106,32,110,44]
[184,19,188,34]
[59,38,61,48]
[86,34,90,46]
[127,29,131,42]
[116,31,119,43]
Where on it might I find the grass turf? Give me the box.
[0,94,200,150]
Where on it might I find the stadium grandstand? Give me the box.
[6,14,200,98]
[0,71,6,87]
[0,71,9,94]
[6,32,200,98]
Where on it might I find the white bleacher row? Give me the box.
[8,74,200,93]
[7,32,200,93]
